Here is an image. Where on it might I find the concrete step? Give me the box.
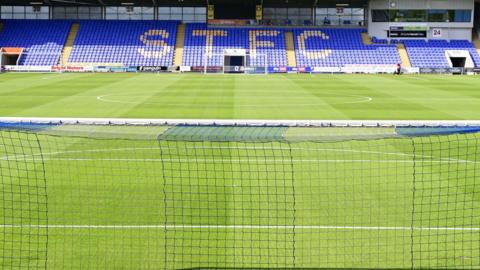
[361,32,372,45]
[397,43,411,68]
[285,31,296,67]
[473,31,480,55]
[173,24,186,66]
[60,23,80,65]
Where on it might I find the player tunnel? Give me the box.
[223,49,246,73]
[445,50,474,69]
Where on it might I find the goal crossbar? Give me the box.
[1,117,480,127]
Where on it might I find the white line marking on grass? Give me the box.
[1,224,479,231]
[96,94,373,106]
[8,158,476,164]
[1,146,477,164]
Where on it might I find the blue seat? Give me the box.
[69,20,178,66]
[293,29,400,67]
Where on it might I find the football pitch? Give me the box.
[1,73,480,269]
[1,73,480,120]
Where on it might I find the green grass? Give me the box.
[1,73,480,269]
[1,126,479,269]
[1,73,480,120]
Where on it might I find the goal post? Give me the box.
[203,52,224,74]
[1,117,480,269]
[244,52,268,74]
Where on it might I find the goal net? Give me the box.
[1,118,479,269]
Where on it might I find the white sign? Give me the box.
[432,28,442,38]
[404,67,420,74]
[312,67,342,73]
[180,66,191,72]
[4,65,52,72]
[224,49,246,56]
[342,65,397,74]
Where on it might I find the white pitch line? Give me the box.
[1,146,477,168]
[1,224,479,231]
[0,146,473,164]
[6,158,475,164]
[96,94,373,106]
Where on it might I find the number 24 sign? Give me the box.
[432,28,442,38]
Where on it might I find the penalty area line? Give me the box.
[1,225,479,231]
[2,157,476,164]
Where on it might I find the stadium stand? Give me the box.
[0,20,72,66]
[2,19,480,70]
[182,23,288,67]
[403,40,480,68]
[68,20,178,66]
[293,29,400,67]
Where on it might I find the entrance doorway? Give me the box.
[1,48,24,66]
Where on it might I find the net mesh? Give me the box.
[0,123,479,269]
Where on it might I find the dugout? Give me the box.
[0,48,23,66]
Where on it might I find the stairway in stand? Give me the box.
[173,24,186,66]
[361,32,373,45]
[397,43,411,68]
[285,31,297,67]
[473,31,480,56]
[60,23,80,66]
